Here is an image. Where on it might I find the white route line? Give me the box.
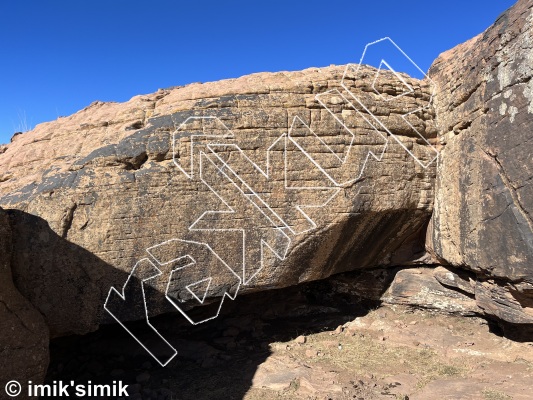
[205,138,340,236]
[105,37,441,366]
[372,59,414,102]
[190,151,291,285]
[341,37,439,168]
[172,116,234,179]
[103,258,178,367]
[146,238,242,325]
[287,113,388,187]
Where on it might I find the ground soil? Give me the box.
[46,279,533,400]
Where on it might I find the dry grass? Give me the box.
[482,388,513,400]
[290,331,466,385]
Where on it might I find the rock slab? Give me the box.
[0,208,49,399]
[428,0,533,326]
[0,65,437,336]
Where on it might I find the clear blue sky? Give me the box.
[0,0,516,144]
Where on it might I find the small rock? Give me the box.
[409,320,418,325]
[334,325,343,334]
[305,349,316,358]
[295,335,306,344]
[136,371,151,384]
[448,324,454,330]
[322,340,338,349]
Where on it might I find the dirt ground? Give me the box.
[244,305,533,400]
[46,279,533,400]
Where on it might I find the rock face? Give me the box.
[0,207,49,396]
[428,0,533,326]
[0,0,531,384]
[382,267,478,316]
[0,65,437,337]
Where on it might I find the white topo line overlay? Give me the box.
[342,37,438,168]
[104,37,440,366]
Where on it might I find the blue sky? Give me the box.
[0,0,516,144]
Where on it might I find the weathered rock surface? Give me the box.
[0,65,436,337]
[428,0,533,327]
[0,207,49,398]
[382,267,478,316]
[0,0,531,386]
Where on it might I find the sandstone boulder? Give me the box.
[0,207,49,398]
[427,0,533,327]
[382,267,478,315]
[0,65,437,337]
[1,0,530,378]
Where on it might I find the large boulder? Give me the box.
[428,0,533,327]
[0,65,437,337]
[0,207,49,398]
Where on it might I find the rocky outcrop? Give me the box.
[427,0,533,328]
[0,0,531,384]
[0,207,49,398]
[0,65,437,337]
[382,267,478,315]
